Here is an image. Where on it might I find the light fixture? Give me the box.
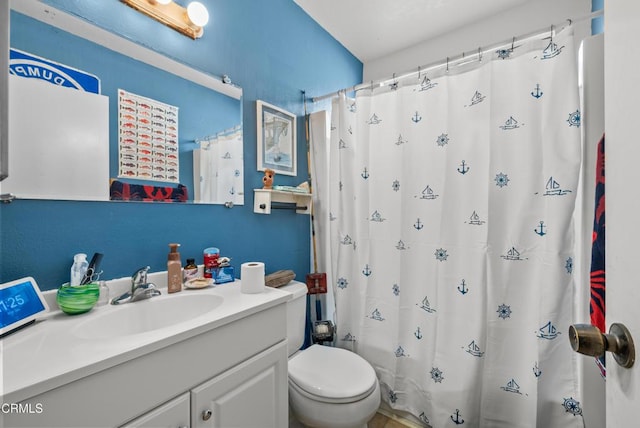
[187,2,209,27]
[121,0,209,39]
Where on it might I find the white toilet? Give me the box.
[280,282,380,428]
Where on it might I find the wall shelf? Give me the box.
[253,189,311,214]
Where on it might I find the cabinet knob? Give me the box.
[202,409,212,421]
[568,323,635,368]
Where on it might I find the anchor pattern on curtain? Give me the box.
[328,28,583,428]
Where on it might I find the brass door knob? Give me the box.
[568,323,635,368]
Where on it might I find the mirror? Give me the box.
[0,2,7,183]
[3,0,243,205]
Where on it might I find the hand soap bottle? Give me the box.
[167,243,182,293]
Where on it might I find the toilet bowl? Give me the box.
[289,344,381,428]
[280,282,380,428]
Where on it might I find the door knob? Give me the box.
[568,323,635,368]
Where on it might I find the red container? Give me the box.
[203,247,220,278]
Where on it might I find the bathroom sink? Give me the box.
[72,293,224,339]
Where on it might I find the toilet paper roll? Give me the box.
[240,262,265,294]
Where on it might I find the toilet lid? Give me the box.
[288,345,377,401]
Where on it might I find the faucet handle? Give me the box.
[132,266,150,286]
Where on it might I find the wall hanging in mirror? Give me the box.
[256,100,296,176]
[118,89,179,183]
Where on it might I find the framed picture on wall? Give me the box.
[256,100,296,176]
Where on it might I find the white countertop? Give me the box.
[0,280,291,403]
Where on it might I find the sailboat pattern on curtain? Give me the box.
[328,28,583,428]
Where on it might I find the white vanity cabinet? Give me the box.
[3,297,289,428]
[121,342,287,428]
[191,341,287,428]
[121,393,190,428]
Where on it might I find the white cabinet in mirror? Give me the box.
[0,0,8,183]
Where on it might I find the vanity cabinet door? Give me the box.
[191,341,288,428]
[120,392,190,428]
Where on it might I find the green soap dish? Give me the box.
[57,282,100,315]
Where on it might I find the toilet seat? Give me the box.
[289,377,377,404]
[288,345,377,404]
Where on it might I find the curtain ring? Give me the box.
[417,65,421,80]
[550,25,554,42]
[446,57,449,72]
[478,47,483,62]
[511,36,515,51]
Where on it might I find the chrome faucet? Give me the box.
[111,266,161,305]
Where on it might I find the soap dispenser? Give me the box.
[167,243,182,293]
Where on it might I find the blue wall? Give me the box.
[1,0,362,290]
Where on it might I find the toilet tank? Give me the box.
[278,281,308,357]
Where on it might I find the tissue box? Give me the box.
[213,266,235,284]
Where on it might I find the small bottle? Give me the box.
[167,243,182,293]
[183,258,198,284]
[70,253,88,286]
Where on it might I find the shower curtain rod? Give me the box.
[194,124,242,145]
[311,9,604,103]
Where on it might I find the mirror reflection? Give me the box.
[193,125,244,205]
[5,2,243,205]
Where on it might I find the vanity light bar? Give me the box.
[120,0,208,39]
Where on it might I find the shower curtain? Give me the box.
[321,27,583,428]
[195,127,244,205]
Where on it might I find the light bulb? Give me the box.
[187,2,209,27]
[154,0,172,4]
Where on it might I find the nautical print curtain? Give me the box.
[197,127,244,205]
[325,28,583,428]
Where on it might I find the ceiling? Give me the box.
[294,0,531,63]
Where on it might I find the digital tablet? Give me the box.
[0,276,50,337]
